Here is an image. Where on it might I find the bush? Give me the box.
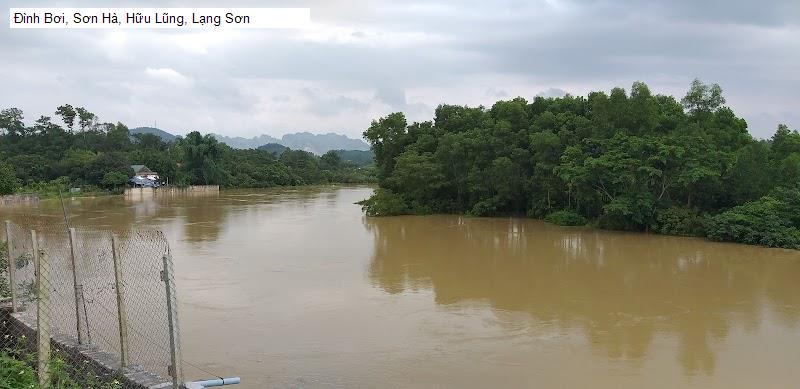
[469,198,503,217]
[357,189,409,216]
[706,189,800,249]
[17,176,71,196]
[0,349,123,389]
[653,207,707,236]
[0,161,20,195]
[0,351,37,388]
[100,171,129,189]
[544,210,587,226]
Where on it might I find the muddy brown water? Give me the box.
[3,186,799,388]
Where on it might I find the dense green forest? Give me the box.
[360,80,800,249]
[0,105,374,196]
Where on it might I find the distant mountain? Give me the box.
[214,131,368,154]
[130,127,176,142]
[257,143,289,156]
[128,127,370,155]
[279,132,370,154]
[210,133,280,149]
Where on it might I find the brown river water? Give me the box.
[2,186,800,388]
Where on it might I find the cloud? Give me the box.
[144,67,194,86]
[300,88,370,117]
[537,88,567,98]
[486,88,509,98]
[0,0,797,139]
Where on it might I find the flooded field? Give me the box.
[3,186,799,388]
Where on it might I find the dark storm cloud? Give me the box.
[0,0,797,138]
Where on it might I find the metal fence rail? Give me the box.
[1,220,182,388]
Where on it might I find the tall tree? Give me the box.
[55,104,77,131]
[681,78,725,118]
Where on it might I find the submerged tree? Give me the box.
[360,80,800,248]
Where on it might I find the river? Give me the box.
[2,186,799,388]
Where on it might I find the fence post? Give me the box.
[4,221,17,312]
[32,230,51,388]
[162,253,183,388]
[68,228,86,345]
[111,234,130,371]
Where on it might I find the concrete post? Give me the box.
[32,230,51,388]
[68,228,87,345]
[162,253,183,388]
[111,234,130,370]
[4,221,17,312]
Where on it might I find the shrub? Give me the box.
[469,198,503,217]
[100,171,129,189]
[654,207,707,236]
[0,351,37,388]
[706,189,800,249]
[0,350,123,389]
[0,161,20,195]
[544,210,587,226]
[357,189,409,216]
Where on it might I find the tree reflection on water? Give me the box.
[364,215,800,376]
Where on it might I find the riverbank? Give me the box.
[6,182,375,205]
[358,188,800,250]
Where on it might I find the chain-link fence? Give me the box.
[1,220,182,389]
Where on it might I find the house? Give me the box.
[131,165,160,181]
[130,165,161,188]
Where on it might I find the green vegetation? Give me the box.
[0,349,122,389]
[0,105,375,195]
[333,149,375,167]
[653,207,707,237]
[544,210,587,226]
[2,243,119,389]
[257,142,289,156]
[361,79,800,249]
[0,161,19,195]
[706,188,800,249]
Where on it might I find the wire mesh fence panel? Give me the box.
[74,229,126,365]
[2,221,41,388]
[32,225,77,345]
[1,220,181,388]
[6,221,37,313]
[111,229,176,379]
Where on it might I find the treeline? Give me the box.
[360,80,800,249]
[0,105,375,196]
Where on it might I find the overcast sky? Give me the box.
[1,0,798,139]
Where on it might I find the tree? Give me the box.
[279,149,322,184]
[320,150,342,169]
[385,150,443,211]
[101,171,129,189]
[55,104,76,131]
[75,107,96,131]
[0,104,372,193]
[0,108,24,136]
[725,142,773,205]
[105,122,132,151]
[133,133,167,150]
[357,80,797,247]
[180,131,227,185]
[771,124,800,160]
[0,161,20,195]
[363,112,408,181]
[681,78,725,117]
